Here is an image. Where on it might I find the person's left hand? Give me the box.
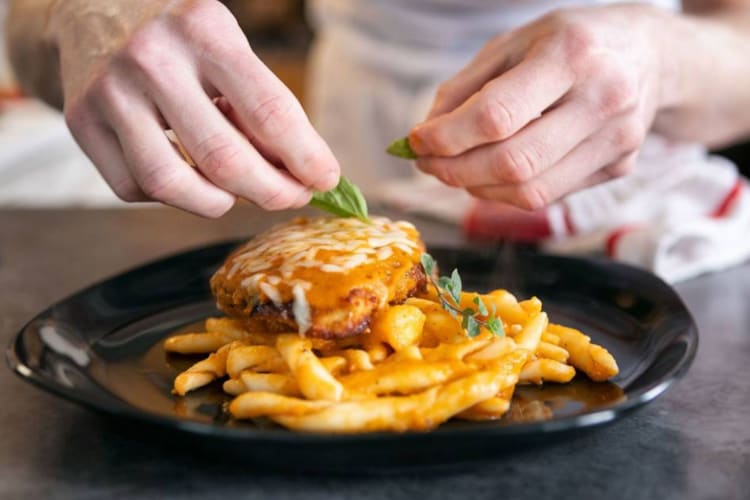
[409,4,669,210]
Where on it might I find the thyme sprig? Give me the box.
[420,254,504,338]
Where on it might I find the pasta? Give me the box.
[166,287,619,433]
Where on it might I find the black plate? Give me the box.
[6,242,698,469]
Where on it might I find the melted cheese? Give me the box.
[218,216,424,334]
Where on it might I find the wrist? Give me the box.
[642,6,686,112]
[6,0,64,107]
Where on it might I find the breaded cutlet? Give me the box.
[210,216,427,339]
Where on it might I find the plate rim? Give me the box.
[5,241,699,443]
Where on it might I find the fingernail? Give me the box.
[319,169,340,191]
[294,189,313,208]
[408,128,426,156]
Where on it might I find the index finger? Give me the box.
[410,56,574,157]
[203,43,340,192]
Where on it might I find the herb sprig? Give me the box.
[386,137,417,159]
[310,176,369,222]
[421,253,504,338]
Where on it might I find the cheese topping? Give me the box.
[218,216,423,334]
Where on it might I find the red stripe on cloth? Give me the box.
[463,200,551,242]
[605,225,640,258]
[462,198,482,236]
[563,206,576,236]
[710,179,743,218]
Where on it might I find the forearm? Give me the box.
[6,0,62,108]
[654,4,750,147]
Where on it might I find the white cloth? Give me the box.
[549,138,750,283]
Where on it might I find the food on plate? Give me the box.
[209,216,426,339]
[166,216,619,433]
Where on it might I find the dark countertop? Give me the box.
[0,207,748,500]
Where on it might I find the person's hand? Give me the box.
[53,0,339,217]
[409,4,667,210]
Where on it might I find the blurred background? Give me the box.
[222,0,311,104]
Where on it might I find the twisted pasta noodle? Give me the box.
[421,339,490,362]
[547,324,619,381]
[169,284,620,432]
[519,358,576,384]
[536,341,569,363]
[230,391,334,418]
[340,360,473,396]
[457,397,511,420]
[226,345,286,378]
[276,334,344,402]
[338,349,374,371]
[515,312,548,352]
[464,337,517,364]
[270,369,507,433]
[173,342,234,396]
[164,331,240,354]
[238,372,301,397]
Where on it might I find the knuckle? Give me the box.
[140,166,183,200]
[257,187,295,211]
[121,26,167,73]
[63,101,90,133]
[593,70,638,117]
[419,126,454,156]
[110,178,143,202]
[250,94,296,136]
[513,182,550,211]
[605,156,636,179]
[90,72,122,104]
[171,0,235,36]
[613,121,644,153]
[476,97,514,141]
[495,146,536,184]
[194,134,243,182]
[558,22,597,69]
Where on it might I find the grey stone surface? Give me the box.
[0,207,748,500]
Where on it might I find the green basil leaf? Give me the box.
[386,137,418,159]
[310,176,369,222]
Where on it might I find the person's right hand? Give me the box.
[52,0,339,217]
